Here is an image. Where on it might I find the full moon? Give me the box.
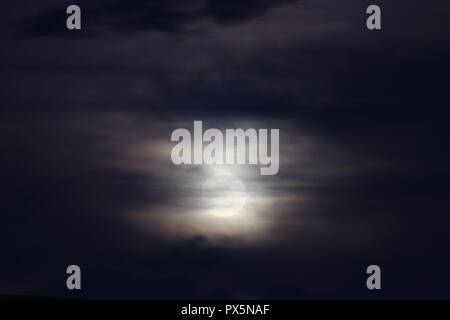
[201,169,247,218]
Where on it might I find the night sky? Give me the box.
[1,0,450,299]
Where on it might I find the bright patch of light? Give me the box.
[201,167,247,218]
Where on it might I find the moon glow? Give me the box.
[201,169,247,218]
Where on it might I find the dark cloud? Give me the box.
[21,0,300,37]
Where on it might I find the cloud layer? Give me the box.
[1,0,450,298]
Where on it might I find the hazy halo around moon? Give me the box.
[201,167,247,218]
